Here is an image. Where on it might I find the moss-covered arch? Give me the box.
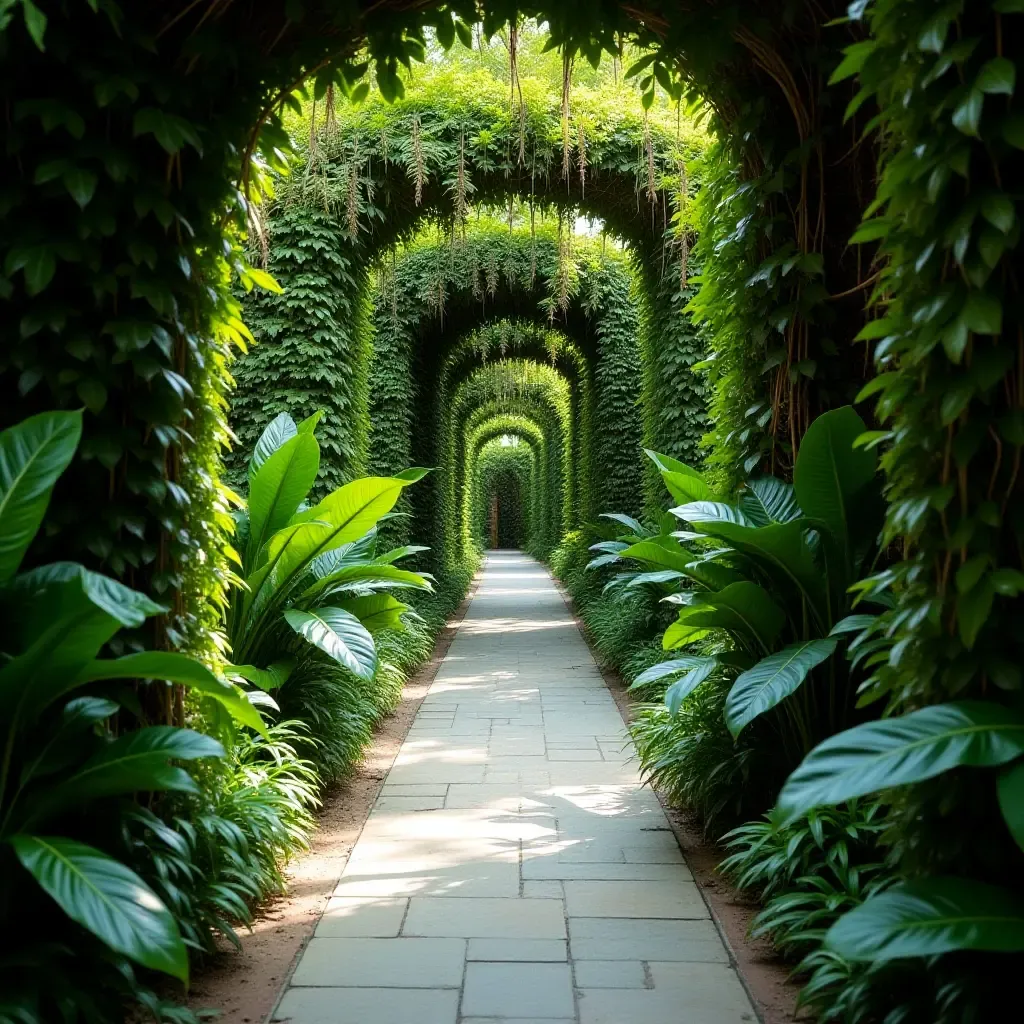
[473,436,537,551]
[363,225,644,522]
[235,87,698,500]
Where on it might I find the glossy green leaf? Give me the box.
[665,657,719,715]
[248,412,297,481]
[826,878,1024,960]
[793,406,876,567]
[725,638,838,737]
[670,582,786,652]
[81,651,268,736]
[777,702,1024,823]
[0,410,82,582]
[247,432,320,562]
[284,606,377,680]
[740,477,801,525]
[229,660,294,692]
[11,835,188,980]
[338,593,409,633]
[998,759,1024,853]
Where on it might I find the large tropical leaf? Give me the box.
[20,727,223,827]
[339,593,409,633]
[301,564,431,604]
[668,582,786,653]
[793,406,876,568]
[630,657,709,689]
[248,412,297,482]
[80,651,268,736]
[229,660,295,692]
[600,512,645,536]
[777,701,1024,824]
[374,544,430,565]
[284,606,377,680]
[998,759,1024,853]
[0,570,164,727]
[826,878,1024,960]
[247,432,320,563]
[0,411,82,583]
[725,638,838,737]
[11,835,188,981]
[671,501,754,527]
[672,516,827,627]
[620,538,695,575]
[665,657,719,715]
[268,477,407,585]
[18,697,120,785]
[644,449,719,503]
[740,477,801,526]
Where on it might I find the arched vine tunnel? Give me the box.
[2,3,1023,1023]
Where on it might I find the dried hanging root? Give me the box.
[509,20,527,165]
[677,160,689,289]
[346,138,360,239]
[643,112,657,204]
[577,121,587,197]
[561,53,573,184]
[412,115,425,206]
[455,130,468,223]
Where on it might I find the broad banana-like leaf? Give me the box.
[587,553,622,570]
[667,582,786,653]
[311,526,379,577]
[665,657,719,715]
[662,617,710,650]
[339,593,409,633]
[296,410,323,434]
[284,606,377,680]
[620,538,694,575]
[998,759,1024,853]
[776,701,1024,824]
[302,564,432,603]
[374,544,430,564]
[80,651,268,736]
[11,835,188,981]
[590,540,629,555]
[671,515,827,627]
[740,477,801,525]
[247,432,320,563]
[248,412,297,481]
[725,638,838,737]
[394,466,432,482]
[600,512,645,536]
[19,697,120,784]
[627,570,686,588]
[0,570,164,727]
[672,501,754,527]
[829,613,877,637]
[644,449,719,504]
[22,727,223,825]
[0,411,82,583]
[270,477,407,584]
[793,406,876,570]
[229,660,295,692]
[630,657,710,689]
[825,878,1024,960]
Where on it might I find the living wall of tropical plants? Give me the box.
[1,1,1023,1022]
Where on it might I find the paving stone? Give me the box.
[290,937,465,987]
[523,860,690,882]
[579,963,757,1022]
[522,879,564,898]
[404,897,566,938]
[381,784,450,797]
[315,897,407,937]
[546,749,605,761]
[373,794,447,812]
[573,960,648,989]
[467,938,567,961]
[564,879,707,919]
[462,963,575,1018]
[273,987,459,1024]
[569,918,729,962]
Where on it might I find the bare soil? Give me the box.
[551,576,800,1024]
[185,576,480,1024]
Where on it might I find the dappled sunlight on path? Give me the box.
[272,552,757,1024]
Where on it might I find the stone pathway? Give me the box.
[272,552,758,1024]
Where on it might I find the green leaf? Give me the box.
[777,702,1024,823]
[229,660,294,692]
[826,879,1024,960]
[337,593,408,633]
[961,291,1002,335]
[284,606,377,681]
[0,410,82,582]
[631,657,709,689]
[22,0,47,49]
[665,658,718,715]
[248,412,297,481]
[957,578,994,649]
[11,835,188,980]
[247,432,320,563]
[952,89,984,136]
[63,167,98,208]
[740,477,801,525]
[645,449,718,503]
[976,57,1015,96]
[793,406,876,569]
[26,726,222,823]
[82,651,268,736]
[662,616,710,650]
[725,638,838,737]
[998,759,1024,853]
[672,582,786,652]
[246,266,283,293]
